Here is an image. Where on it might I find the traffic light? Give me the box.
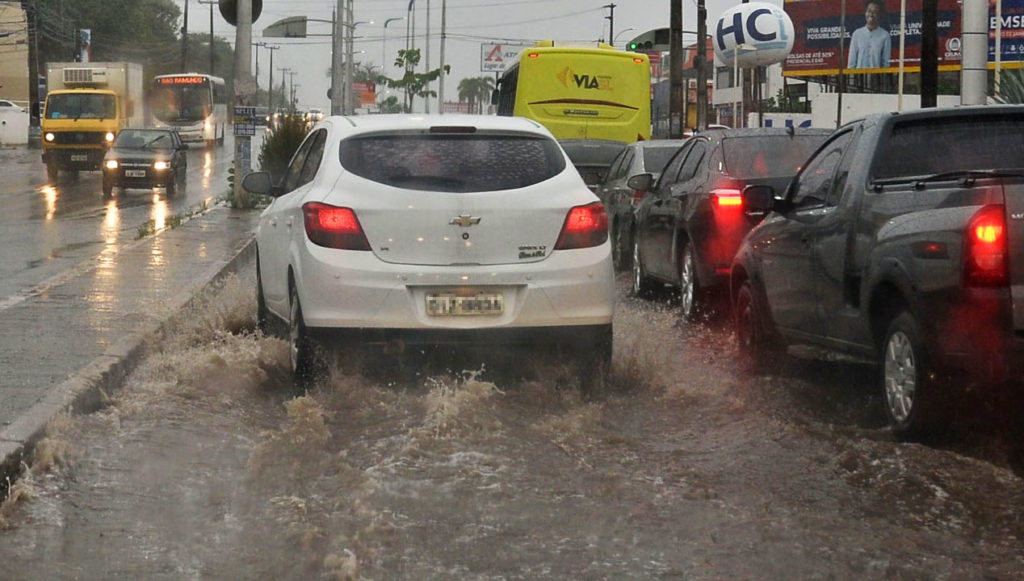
[624,29,669,52]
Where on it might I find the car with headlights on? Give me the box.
[101,128,187,199]
[242,114,615,390]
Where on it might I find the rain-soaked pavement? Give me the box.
[1,270,1023,580]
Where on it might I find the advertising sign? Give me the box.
[233,106,256,137]
[783,0,963,76]
[989,0,1024,63]
[481,43,523,73]
[714,2,796,67]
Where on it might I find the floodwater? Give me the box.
[1,270,1023,580]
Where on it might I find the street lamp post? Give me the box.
[382,16,405,71]
[613,28,635,46]
[345,20,372,115]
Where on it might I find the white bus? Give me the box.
[149,73,227,147]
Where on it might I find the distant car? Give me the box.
[630,127,830,320]
[0,99,26,113]
[595,139,688,270]
[558,139,628,191]
[243,114,614,390]
[101,128,188,199]
[306,108,324,122]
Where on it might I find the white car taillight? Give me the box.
[302,202,371,251]
[554,202,608,250]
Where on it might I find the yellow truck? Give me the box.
[41,62,144,182]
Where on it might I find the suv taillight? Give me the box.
[554,202,608,250]
[711,188,743,210]
[302,202,371,250]
[965,204,1007,286]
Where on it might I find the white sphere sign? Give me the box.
[714,2,795,67]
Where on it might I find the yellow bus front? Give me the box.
[513,47,651,143]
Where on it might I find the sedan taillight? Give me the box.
[302,202,371,251]
[965,204,1007,286]
[711,188,743,210]
[554,202,608,250]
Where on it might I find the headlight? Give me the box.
[105,160,118,170]
[105,132,115,142]
[153,160,170,171]
[44,132,55,142]
[204,122,211,131]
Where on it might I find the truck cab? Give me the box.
[41,63,142,183]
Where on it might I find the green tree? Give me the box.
[457,76,496,114]
[379,49,449,113]
[378,95,403,113]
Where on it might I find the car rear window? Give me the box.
[872,114,1024,180]
[722,135,828,179]
[339,133,567,192]
[642,146,681,175]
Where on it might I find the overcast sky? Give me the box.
[174,0,768,111]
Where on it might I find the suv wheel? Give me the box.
[102,177,114,199]
[631,238,656,297]
[882,311,944,441]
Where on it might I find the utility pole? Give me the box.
[921,0,938,107]
[669,0,683,137]
[251,42,263,107]
[232,0,255,208]
[331,1,344,115]
[197,0,216,75]
[696,0,708,131]
[604,4,616,46]
[344,0,355,115]
[181,0,189,70]
[27,0,41,147]
[438,0,447,113]
[265,45,279,115]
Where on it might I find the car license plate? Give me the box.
[426,292,503,316]
[125,169,146,178]
[70,154,88,162]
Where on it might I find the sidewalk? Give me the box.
[0,205,259,481]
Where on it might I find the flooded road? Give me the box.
[1,270,1023,580]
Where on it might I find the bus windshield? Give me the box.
[151,84,212,123]
[45,93,117,120]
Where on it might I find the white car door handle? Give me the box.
[269,218,277,227]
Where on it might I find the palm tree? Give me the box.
[457,76,496,114]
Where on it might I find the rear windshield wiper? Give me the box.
[874,169,1024,187]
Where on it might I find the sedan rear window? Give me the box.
[339,133,566,192]
[722,135,828,179]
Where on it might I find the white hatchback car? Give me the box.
[243,114,615,388]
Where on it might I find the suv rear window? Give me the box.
[339,133,566,192]
[873,115,1024,180]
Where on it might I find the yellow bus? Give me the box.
[493,42,651,143]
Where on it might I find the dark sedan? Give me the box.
[595,139,688,270]
[102,128,188,199]
[629,127,830,321]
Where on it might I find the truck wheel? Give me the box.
[734,281,782,372]
[102,178,114,199]
[882,311,945,441]
[678,243,706,322]
[165,173,177,198]
[46,162,58,183]
[631,238,657,298]
[289,285,323,391]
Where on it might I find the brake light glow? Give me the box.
[554,202,608,250]
[302,202,371,251]
[711,188,743,209]
[965,204,1007,286]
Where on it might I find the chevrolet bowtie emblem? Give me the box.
[449,215,481,227]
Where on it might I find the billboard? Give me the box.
[784,0,1024,76]
[480,44,523,73]
[783,0,966,76]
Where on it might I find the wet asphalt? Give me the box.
[0,200,259,485]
